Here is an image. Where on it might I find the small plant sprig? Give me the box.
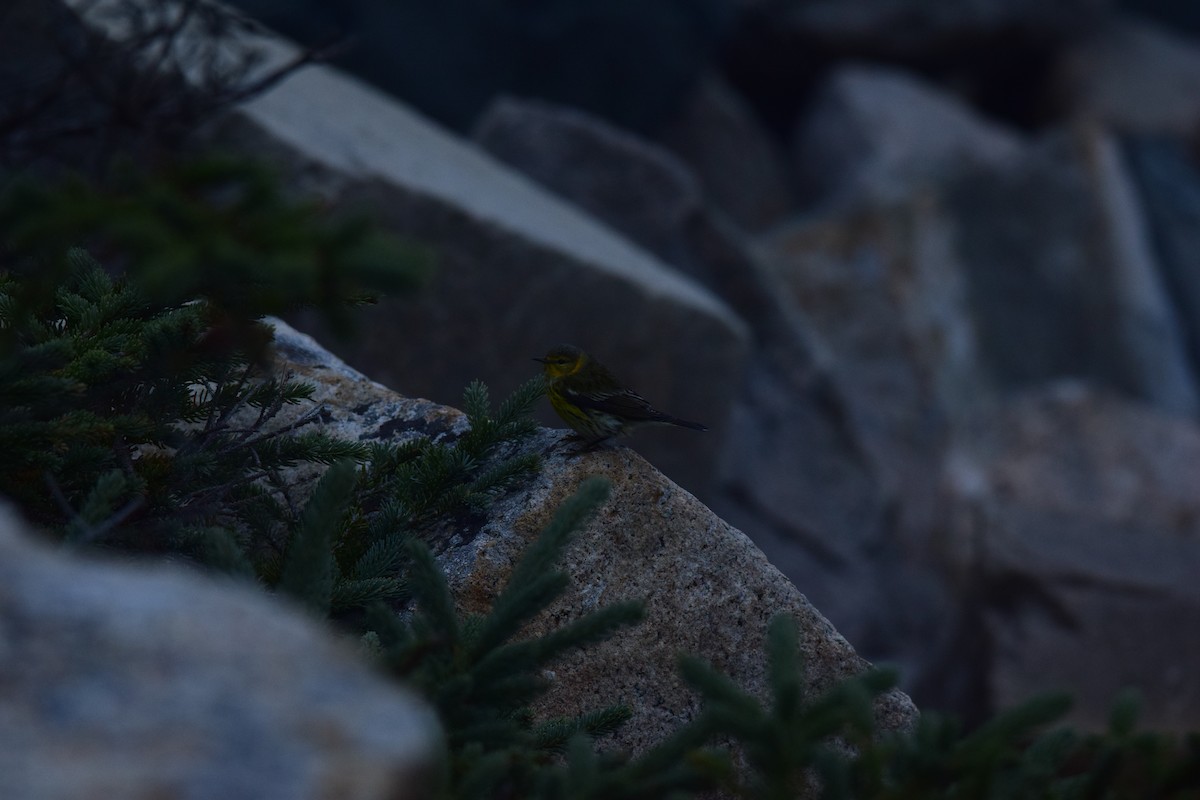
[286,376,547,618]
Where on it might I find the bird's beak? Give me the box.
[532,357,546,363]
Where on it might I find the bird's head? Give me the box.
[534,344,588,378]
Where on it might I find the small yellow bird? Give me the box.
[535,344,707,445]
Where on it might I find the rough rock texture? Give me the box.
[753,196,981,674]
[1054,15,1200,136]
[0,503,440,800]
[444,435,918,753]
[657,72,797,232]
[945,126,1199,415]
[794,65,1025,209]
[267,319,920,757]
[765,196,982,536]
[710,342,896,655]
[1124,137,1200,381]
[940,383,1200,731]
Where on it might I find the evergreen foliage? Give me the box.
[0,157,436,620]
[848,689,1200,799]
[1,156,432,339]
[0,238,549,622]
[0,247,361,553]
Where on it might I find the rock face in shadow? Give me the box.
[944,126,1199,415]
[794,65,1025,209]
[939,383,1200,731]
[0,502,441,800]
[657,73,797,233]
[1053,15,1200,136]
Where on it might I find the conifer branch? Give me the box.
[277,459,356,615]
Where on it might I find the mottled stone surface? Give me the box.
[941,383,1200,730]
[439,431,919,754]
[0,502,440,800]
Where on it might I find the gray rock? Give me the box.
[473,95,706,270]
[471,94,816,352]
[1124,136,1200,381]
[266,318,921,766]
[945,126,1200,415]
[0,504,440,800]
[1054,15,1200,136]
[657,72,797,232]
[940,383,1200,730]
[794,65,1025,209]
[751,196,982,676]
[711,343,894,649]
[764,198,982,522]
[442,431,920,760]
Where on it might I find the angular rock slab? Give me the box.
[941,383,1200,730]
[945,125,1199,416]
[794,64,1024,209]
[1124,137,1200,382]
[0,505,440,800]
[754,196,983,681]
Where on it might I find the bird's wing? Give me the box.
[561,386,667,423]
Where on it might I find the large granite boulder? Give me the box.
[268,319,920,758]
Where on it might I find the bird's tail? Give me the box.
[658,413,707,432]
